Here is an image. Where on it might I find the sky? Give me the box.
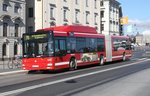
[118,0,150,35]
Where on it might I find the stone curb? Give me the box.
[0,70,28,76]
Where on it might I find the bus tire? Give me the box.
[99,55,104,66]
[123,53,126,61]
[69,58,77,71]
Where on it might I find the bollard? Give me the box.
[2,56,5,69]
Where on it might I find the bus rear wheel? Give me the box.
[123,53,126,61]
[69,58,77,71]
[99,55,104,66]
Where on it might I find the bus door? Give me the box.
[54,37,68,67]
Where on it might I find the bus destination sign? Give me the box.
[24,34,48,40]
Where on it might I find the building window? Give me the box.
[14,43,18,55]
[86,11,89,24]
[63,9,68,22]
[50,7,54,19]
[113,21,115,25]
[101,24,104,31]
[50,22,56,27]
[14,6,19,13]
[28,26,33,33]
[15,24,19,37]
[3,23,8,37]
[110,20,112,31]
[95,26,98,31]
[116,22,119,32]
[101,11,104,18]
[2,43,7,56]
[63,7,69,22]
[64,9,67,20]
[110,6,112,11]
[116,9,118,14]
[94,13,98,25]
[86,0,88,7]
[116,22,118,25]
[75,9,80,23]
[50,4,56,20]
[3,4,8,11]
[100,0,104,6]
[75,0,78,5]
[94,0,97,9]
[28,8,33,17]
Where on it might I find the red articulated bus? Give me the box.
[22,25,132,71]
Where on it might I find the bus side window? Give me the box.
[126,39,131,50]
[97,38,104,52]
[67,37,76,53]
[86,38,97,52]
[55,40,59,52]
[59,40,66,51]
[55,39,67,56]
[113,39,120,51]
[76,38,86,53]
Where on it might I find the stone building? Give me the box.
[26,0,101,33]
[100,0,122,35]
[0,0,26,59]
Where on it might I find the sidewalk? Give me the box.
[73,68,150,96]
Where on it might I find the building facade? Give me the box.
[136,33,150,46]
[136,34,143,45]
[26,0,101,33]
[100,0,121,35]
[0,0,26,59]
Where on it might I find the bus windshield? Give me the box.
[23,32,54,58]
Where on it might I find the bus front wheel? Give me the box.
[28,70,37,74]
[69,58,77,70]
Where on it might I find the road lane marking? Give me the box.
[138,58,147,61]
[0,59,150,96]
[131,58,139,60]
[131,58,147,61]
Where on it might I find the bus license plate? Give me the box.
[32,65,39,68]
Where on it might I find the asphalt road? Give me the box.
[0,49,150,96]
